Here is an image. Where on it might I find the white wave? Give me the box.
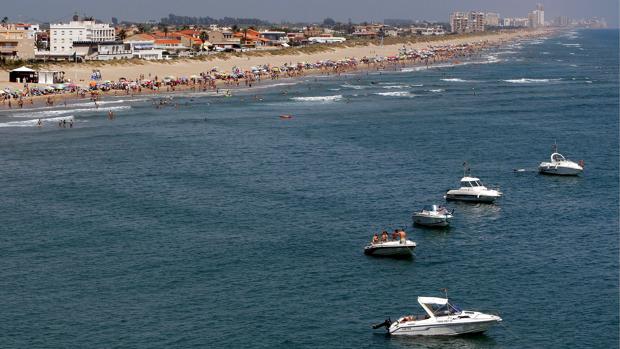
[541,52,550,55]
[503,78,561,84]
[570,64,578,67]
[428,89,444,93]
[291,95,343,102]
[328,88,341,91]
[10,105,131,118]
[561,43,581,47]
[585,81,593,84]
[340,84,367,90]
[69,98,148,108]
[410,84,424,87]
[441,78,470,82]
[381,84,410,89]
[374,91,415,98]
[497,50,518,55]
[0,115,78,128]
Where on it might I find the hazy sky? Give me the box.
[3,0,618,27]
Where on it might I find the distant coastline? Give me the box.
[0,28,551,108]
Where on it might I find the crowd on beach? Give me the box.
[0,41,498,109]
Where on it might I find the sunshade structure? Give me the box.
[9,66,37,83]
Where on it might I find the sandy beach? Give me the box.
[0,29,549,92]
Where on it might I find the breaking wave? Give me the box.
[291,95,343,102]
[503,78,561,84]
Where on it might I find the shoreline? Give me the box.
[0,29,552,111]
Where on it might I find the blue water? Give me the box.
[1,29,618,348]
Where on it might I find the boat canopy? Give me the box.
[551,153,566,162]
[418,297,448,305]
[461,176,480,182]
[460,177,483,187]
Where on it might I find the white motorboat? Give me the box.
[445,176,502,203]
[538,145,583,176]
[364,240,416,258]
[412,205,453,227]
[373,296,502,336]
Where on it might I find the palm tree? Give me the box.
[1,17,8,24]
[163,26,169,37]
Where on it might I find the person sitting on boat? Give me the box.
[391,230,399,241]
[372,234,379,244]
[381,231,388,242]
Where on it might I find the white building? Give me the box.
[529,4,545,28]
[308,36,346,44]
[14,23,40,39]
[124,39,164,60]
[50,20,116,53]
[485,13,500,27]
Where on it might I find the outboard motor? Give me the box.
[372,318,392,330]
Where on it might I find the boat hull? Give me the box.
[413,215,450,227]
[538,165,582,176]
[390,320,498,336]
[445,193,498,203]
[390,319,500,336]
[364,241,416,257]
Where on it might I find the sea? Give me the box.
[1,29,618,348]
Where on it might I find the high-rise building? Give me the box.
[450,11,485,33]
[450,12,469,33]
[529,4,545,28]
[485,13,500,27]
[469,12,485,32]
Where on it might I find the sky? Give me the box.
[3,0,618,27]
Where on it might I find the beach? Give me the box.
[0,29,549,96]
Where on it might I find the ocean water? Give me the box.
[1,29,618,348]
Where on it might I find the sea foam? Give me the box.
[291,95,343,102]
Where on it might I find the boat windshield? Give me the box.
[426,302,462,317]
[423,205,438,212]
[462,181,482,187]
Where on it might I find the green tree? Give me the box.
[118,28,127,40]
[322,18,336,27]
[1,17,8,24]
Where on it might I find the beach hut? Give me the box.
[9,66,37,83]
[38,70,64,84]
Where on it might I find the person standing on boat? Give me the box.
[381,231,388,242]
[372,234,379,244]
[399,229,407,244]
